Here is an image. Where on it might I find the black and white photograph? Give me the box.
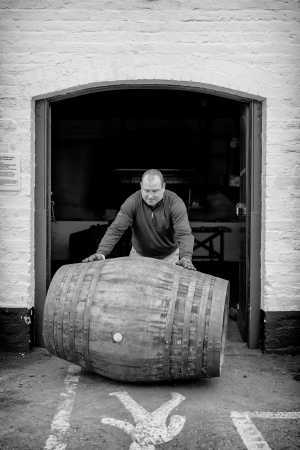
[0,1,299,449]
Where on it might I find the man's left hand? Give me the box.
[176,257,197,271]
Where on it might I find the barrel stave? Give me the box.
[206,277,228,377]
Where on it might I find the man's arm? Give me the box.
[82,199,134,262]
[171,197,196,270]
[96,209,133,257]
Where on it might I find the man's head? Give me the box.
[140,169,165,206]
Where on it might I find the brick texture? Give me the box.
[0,0,299,313]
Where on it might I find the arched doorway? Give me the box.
[35,81,262,349]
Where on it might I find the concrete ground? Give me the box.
[0,319,299,450]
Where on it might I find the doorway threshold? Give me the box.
[226,319,261,356]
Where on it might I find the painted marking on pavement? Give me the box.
[44,364,81,450]
[248,411,300,420]
[231,412,271,450]
[101,391,186,450]
[231,411,300,450]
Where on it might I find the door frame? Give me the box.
[34,80,263,348]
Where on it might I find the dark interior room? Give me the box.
[51,88,243,308]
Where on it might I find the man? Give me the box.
[83,169,196,270]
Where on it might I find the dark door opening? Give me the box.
[35,84,261,348]
[51,89,243,328]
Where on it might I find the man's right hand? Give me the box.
[82,253,105,263]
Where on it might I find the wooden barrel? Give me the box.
[43,257,229,382]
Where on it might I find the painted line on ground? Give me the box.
[231,412,271,450]
[248,411,300,420]
[44,364,81,450]
[231,411,300,450]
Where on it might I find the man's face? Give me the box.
[141,175,165,206]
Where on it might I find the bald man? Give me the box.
[83,169,196,270]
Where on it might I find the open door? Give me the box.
[237,101,262,347]
[34,87,261,349]
[35,100,52,345]
[237,103,250,341]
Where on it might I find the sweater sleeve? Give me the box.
[97,197,134,257]
[171,197,194,259]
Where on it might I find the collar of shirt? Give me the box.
[142,196,164,211]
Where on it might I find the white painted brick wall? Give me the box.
[0,0,299,311]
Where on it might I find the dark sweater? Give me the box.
[97,190,194,259]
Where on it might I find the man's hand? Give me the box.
[82,253,105,263]
[176,257,196,271]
